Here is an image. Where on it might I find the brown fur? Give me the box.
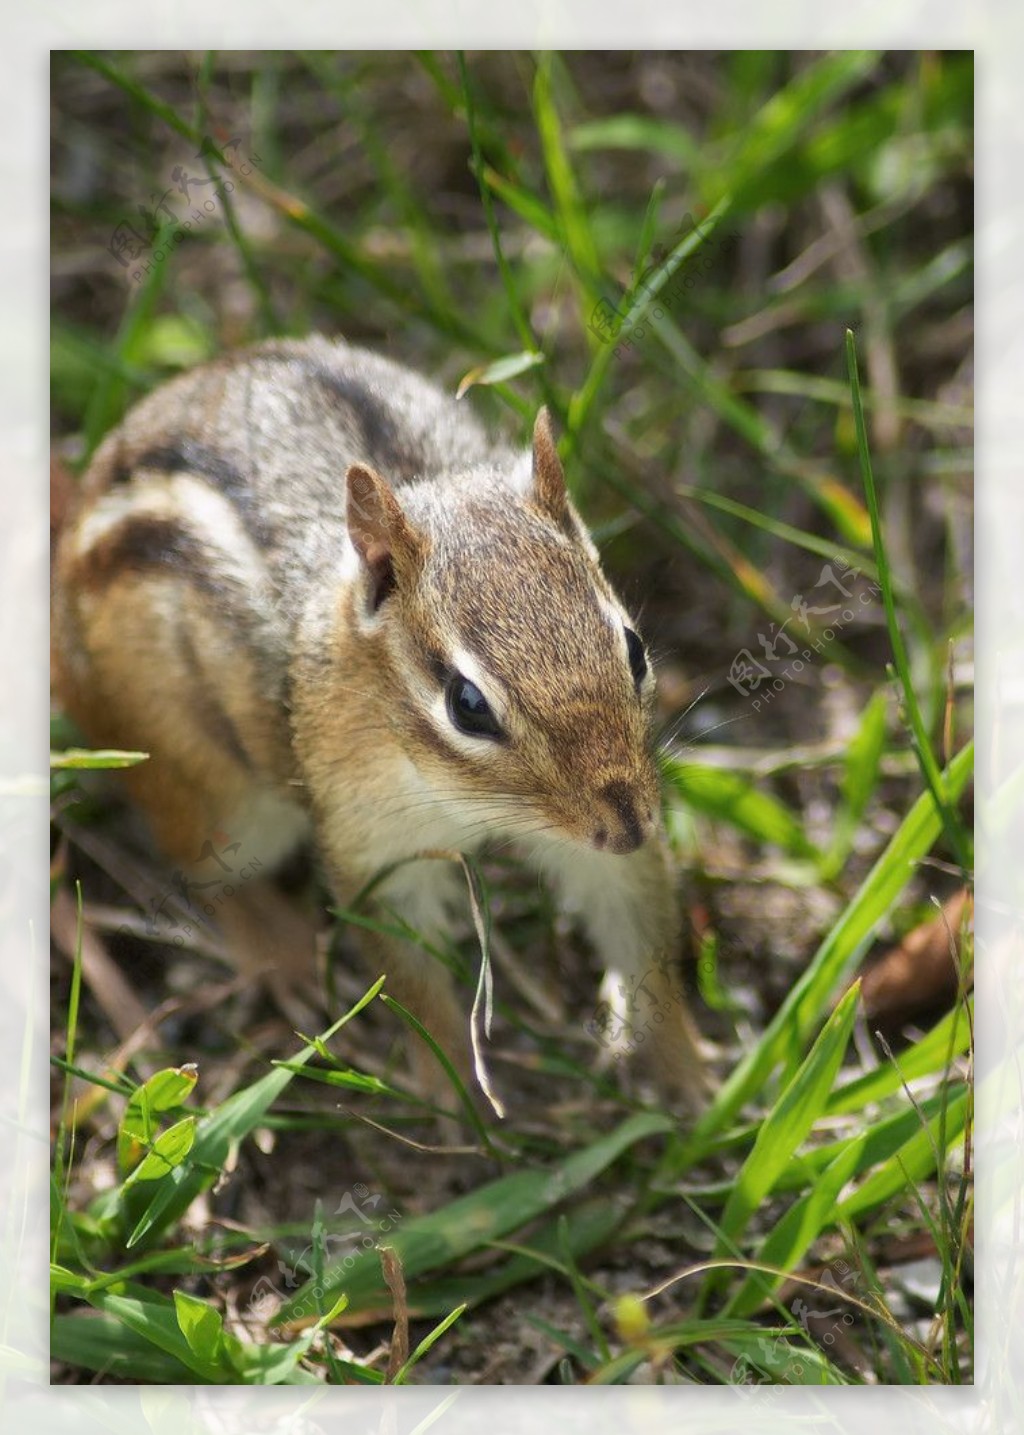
[52,336,707,1114]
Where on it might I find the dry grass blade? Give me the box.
[381,1245,409,1382]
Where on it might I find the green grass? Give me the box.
[50,51,973,1385]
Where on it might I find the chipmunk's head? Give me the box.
[344,409,662,855]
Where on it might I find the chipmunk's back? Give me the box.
[79,335,504,594]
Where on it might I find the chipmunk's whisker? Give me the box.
[661,707,754,756]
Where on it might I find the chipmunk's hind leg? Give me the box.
[53,502,319,1021]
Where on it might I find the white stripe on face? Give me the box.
[412,643,509,758]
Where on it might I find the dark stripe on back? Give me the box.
[299,362,428,481]
[79,514,224,598]
[130,438,271,547]
[176,623,253,771]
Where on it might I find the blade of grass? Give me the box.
[587,1317,776,1385]
[275,1109,671,1327]
[71,49,195,144]
[588,438,804,639]
[83,1286,321,1384]
[671,482,879,580]
[415,50,522,183]
[125,979,386,1249]
[675,1085,966,1206]
[392,1303,467,1384]
[477,162,561,243]
[458,51,538,359]
[50,1311,202,1384]
[191,59,279,335]
[51,884,85,1291]
[569,114,701,165]
[51,321,153,410]
[533,52,602,303]
[726,1134,868,1317]
[569,194,731,455]
[703,983,861,1300]
[456,350,545,399]
[700,51,881,213]
[666,739,973,1172]
[50,748,149,771]
[655,315,872,545]
[523,1312,601,1371]
[305,51,454,320]
[556,1212,611,1364]
[827,999,972,1115]
[820,688,889,879]
[358,1197,625,1323]
[837,1086,969,1220]
[737,368,973,433]
[845,329,971,874]
[74,51,501,361]
[378,993,498,1149]
[81,227,173,459]
[665,760,819,861]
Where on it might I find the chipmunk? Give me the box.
[52,335,706,1114]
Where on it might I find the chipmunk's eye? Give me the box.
[446,673,503,740]
[624,627,648,687]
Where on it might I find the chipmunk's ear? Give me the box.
[530,407,571,527]
[346,463,425,612]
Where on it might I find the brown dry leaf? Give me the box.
[861,889,972,1024]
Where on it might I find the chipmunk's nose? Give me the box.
[592,779,655,855]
